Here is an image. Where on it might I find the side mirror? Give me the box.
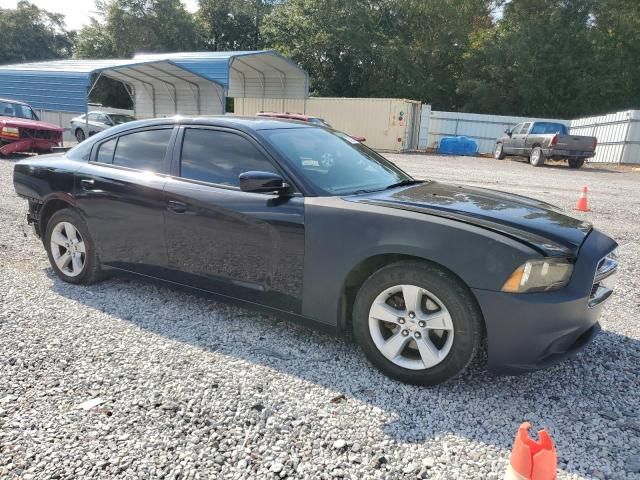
[504,128,512,136]
[239,171,288,194]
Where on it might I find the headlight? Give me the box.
[502,258,573,293]
[1,126,19,137]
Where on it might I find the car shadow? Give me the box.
[504,157,624,174]
[48,269,639,475]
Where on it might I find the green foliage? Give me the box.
[76,0,199,58]
[196,0,275,51]
[0,1,74,64]
[2,0,640,117]
[459,0,598,117]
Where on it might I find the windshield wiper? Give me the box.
[383,179,422,190]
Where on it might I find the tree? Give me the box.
[261,0,493,108]
[74,0,199,59]
[459,0,598,117]
[262,0,397,97]
[196,0,276,51]
[0,1,74,64]
[589,0,640,113]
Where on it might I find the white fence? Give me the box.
[418,106,640,164]
[569,110,640,164]
[418,108,565,154]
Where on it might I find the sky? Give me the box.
[0,0,200,30]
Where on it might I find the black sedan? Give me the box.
[12,117,618,385]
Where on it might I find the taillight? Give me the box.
[550,134,558,146]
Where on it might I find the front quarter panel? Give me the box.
[301,197,541,326]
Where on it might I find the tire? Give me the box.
[529,146,545,167]
[75,128,86,143]
[44,208,103,285]
[494,143,506,160]
[352,260,483,386]
[568,158,585,169]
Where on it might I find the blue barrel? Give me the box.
[439,136,478,156]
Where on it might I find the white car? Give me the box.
[70,111,136,142]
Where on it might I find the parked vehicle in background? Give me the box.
[0,98,63,156]
[494,121,597,168]
[70,111,136,143]
[13,116,618,386]
[256,111,367,142]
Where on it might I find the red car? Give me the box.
[256,111,366,142]
[0,98,63,156]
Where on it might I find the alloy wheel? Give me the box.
[368,284,454,370]
[50,221,86,277]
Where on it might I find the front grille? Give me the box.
[19,128,59,141]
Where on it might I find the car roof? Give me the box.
[102,115,315,137]
[0,97,30,106]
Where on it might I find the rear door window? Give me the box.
[520,123,531,134]
[111,129,173,173]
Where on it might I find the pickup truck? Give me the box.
[494,121,597,168]
[0,98,63,156]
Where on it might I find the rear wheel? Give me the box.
[494,143,506,160]
[75,128,86,143]
[530,147,545,167]
[44,209,103,284]
[352,261,483,386]
[568,158,585,169]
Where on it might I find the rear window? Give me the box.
[530,122,568,135]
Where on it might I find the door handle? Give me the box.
[80,179,95,190]
[167,200,188,214]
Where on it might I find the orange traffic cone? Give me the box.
[574,186,590,212]
[504,422,557,480]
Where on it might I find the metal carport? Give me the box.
[0,51,308,120]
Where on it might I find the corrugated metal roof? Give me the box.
[0,51,308,113]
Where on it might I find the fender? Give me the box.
[301,197,541,326]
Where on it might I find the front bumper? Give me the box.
[473,229,618,375]
[0,138,59,155]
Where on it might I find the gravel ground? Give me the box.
[1,153,639,480]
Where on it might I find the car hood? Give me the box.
[0,116,63,132]
[348,181,592,256]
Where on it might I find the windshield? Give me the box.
[530,122,568,135]
[0,101,38,120]
[109,114,136,125]
[261,127,412,195]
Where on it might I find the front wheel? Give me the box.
[530,147,545,167]
[494,143,506,160]
[75,128,86,143]
[352,261,483,386]
[44,208,103,284]
[568,158,585,169]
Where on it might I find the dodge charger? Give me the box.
[12,117,618,385]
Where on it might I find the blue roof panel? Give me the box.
[0,51,307,113]
[0,70,90,112]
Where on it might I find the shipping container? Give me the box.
[234,97,422,152]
